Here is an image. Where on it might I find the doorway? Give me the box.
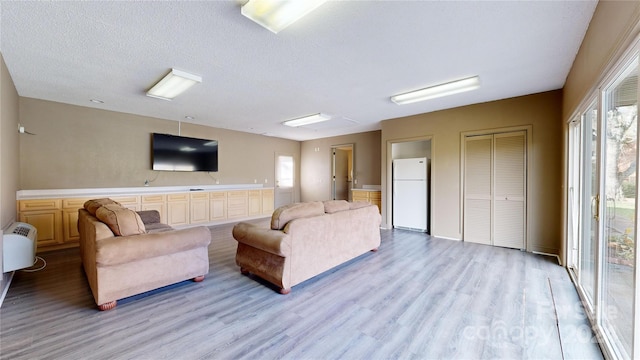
[275,153,295,208]
[331,144,353,201]
[391,139,432,233]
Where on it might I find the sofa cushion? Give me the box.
[96,204,146,236]
[271,201,325,230]
[136,210,161,225]
[323,200,350,214]
[84,198,121,215]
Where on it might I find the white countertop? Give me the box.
[17,184,270,200]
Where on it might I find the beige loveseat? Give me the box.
[232,200,381,294]
[78,199,211,310]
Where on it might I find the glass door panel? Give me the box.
[601,56,638,358]
[579,101,599,311]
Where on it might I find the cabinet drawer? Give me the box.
[248,190,261,197]
[228,190,248,198]
[210,191,226,200]
[141,194,166,203]
[190,192,209,200]
[369,191,381,200]
[168,193,189,202]
[62,198,90,210]
[111,196,140,205]
[19,199,61,211]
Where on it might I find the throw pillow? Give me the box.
[96,204,146,236]
[84,198,121,215]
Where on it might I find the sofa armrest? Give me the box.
[232,222,290,257]
[95,226,211,266]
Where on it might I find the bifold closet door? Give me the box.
[463,135,493,245]
[463,131,526,249]
[493,131,526,249]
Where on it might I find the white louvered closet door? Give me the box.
[463,135,493,245]
[463,131,526,249]
[493,131,526,249]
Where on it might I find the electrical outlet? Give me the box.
[264,179,268,183]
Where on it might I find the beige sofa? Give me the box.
[78,199,211,310]
[232,200,381,294]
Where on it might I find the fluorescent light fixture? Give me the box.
[391,76,480,105]
[147,68,202,101]
[283,113,331,127]
[241,0,327,34]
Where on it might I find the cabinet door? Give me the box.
[352,191,369,203]
[248,190,262,216]
[262,189,274,215]
[167,194,189,226]
[141,195,167,223]
[190,193,210,224]
[369,191,382,213]
[227,191,248,218]
[19,210,62,249]
[62,209,81,243]
[210,192,227,221]
[111,196,141,211]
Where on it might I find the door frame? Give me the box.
[274,152,296,208]
[385,135,433,232]
[460,125,533,252]
[330,143,354,201]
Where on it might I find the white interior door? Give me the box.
[463,135,493,245]
[275,153,294,208]
[464,131,527,249]
[493,131,526,249]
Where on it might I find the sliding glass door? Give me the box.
[567,48,638,359]
[600,56,637,359]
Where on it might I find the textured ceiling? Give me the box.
[0,1,597,141]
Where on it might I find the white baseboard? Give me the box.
[0,271,15,308]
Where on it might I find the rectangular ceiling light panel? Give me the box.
[391,76,480,105]
[283,113,331,127]
[147,69,202,101]
[242,0,328,34]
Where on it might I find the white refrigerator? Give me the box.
[393,157,429,232]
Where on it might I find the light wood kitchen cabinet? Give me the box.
[262,188,274,215]
[167,193,189,227]
[227,190,249,218]
[210,191,227,221]
[17,187,274,252]
[18,199,63,251]
[111,196,141,211]
[352,190,381,213]
[62,198,90,244]
[248,190,262,216]
[190,192,210,224]
[141,194,167,224]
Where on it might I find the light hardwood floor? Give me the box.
[0,220,603,359]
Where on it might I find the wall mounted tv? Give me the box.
[152,133,218,172]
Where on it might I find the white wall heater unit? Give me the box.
[3,222,37,272]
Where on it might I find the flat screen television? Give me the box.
[152,133,218,172]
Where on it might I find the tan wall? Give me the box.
[300,131,381,202]
[1,53,20,286]
[19,98,301,199]
[381,90,563,254]
[563,1,640,120]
